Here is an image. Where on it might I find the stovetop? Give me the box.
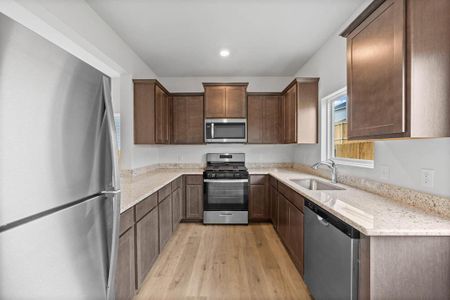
[205,164,247,172]
[204,163,249,179]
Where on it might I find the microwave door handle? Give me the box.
[211,123,215,139]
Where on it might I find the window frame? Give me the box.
[321,87,374,169]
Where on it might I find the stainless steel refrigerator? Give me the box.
[0,13,121,299]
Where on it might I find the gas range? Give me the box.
[203,153,249,224]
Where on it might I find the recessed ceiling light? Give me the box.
[220,49,230,57]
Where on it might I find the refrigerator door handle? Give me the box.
[102,77,121,300]
[102,76,120,191]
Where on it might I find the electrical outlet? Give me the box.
[421,169,435,188]
[380,165,390,180]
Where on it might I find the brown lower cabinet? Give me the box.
[115,176,204,300]
[270,178,278,229]
[249,175,270,221]
[172,186,183,231]
[135,208,158,289]
[115,208,135,300]
[276,180,305,276]
[185,175,203,220]
[158,194,172,251]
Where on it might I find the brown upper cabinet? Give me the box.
[134,80,171,144]
[203,83,248,118]
[172,94,204,144]
[247,94,282,144]
[281,78,319,144]
[342,0,450,139]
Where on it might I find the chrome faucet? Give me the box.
[312,160,337,184]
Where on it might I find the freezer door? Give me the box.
[0,193,120,299]
[0,13,114,227]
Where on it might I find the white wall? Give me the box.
[158,144,295,166]
[293,5,450,198]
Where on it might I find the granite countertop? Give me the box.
[120,168,203,213]
[120,167,450,236]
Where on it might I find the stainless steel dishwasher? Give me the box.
[304,199,360,300]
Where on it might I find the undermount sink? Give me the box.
[290,178,345,191]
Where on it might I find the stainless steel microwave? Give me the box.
[205,119,247,143]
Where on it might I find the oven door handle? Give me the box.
[204,179,249,183]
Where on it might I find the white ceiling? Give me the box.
[86,0,363,77]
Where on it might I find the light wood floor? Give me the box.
[134,223,311,300]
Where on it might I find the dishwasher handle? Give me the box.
[317,216,329,226]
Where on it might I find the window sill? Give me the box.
[332,157,374,169]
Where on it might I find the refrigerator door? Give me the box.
[0,13,114,227]
[0,193,120,299]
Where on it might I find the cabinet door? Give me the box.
[225,86,246,118]
[270,185,278,229]
[158,195,172,251]
[247,96,263,143]
[277,193,289,243]
[263,96,282,143]
[347,0,405,139]
[249,184,269,221]
[135,208,159,289]
[288,203,304,276]
[172,187,183,231]
[134,82,155,144]
[115,229,135,300]
[155,86,169,144]
[297,81,318,144]
[284,85,297,143]
[172,96,188,143]
[172,96,204,144]
[185,184,203,220]
[205,86,226,118]
[187,96,204,143]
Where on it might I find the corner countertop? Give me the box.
[120,167,450,236]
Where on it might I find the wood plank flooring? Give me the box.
[134,223,311,300]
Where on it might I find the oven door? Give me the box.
[204,179,249,211]
[205,119,247,143]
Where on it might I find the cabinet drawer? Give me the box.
[278,182,304,212]
[270,176,278,188]
[119,208,134,236]
[171,176,183,191]
[250,175,267,185]
[185,175,203,185]
[158,183,172,202]
[135,193,157,221]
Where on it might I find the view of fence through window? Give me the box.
[332,95,374,161]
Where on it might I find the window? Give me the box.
[322,88,374,168]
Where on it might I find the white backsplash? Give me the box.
[156,144,296,165]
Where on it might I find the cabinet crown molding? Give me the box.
[202,82,249,88]
[133,79,171,95]
[340,0,386,37]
